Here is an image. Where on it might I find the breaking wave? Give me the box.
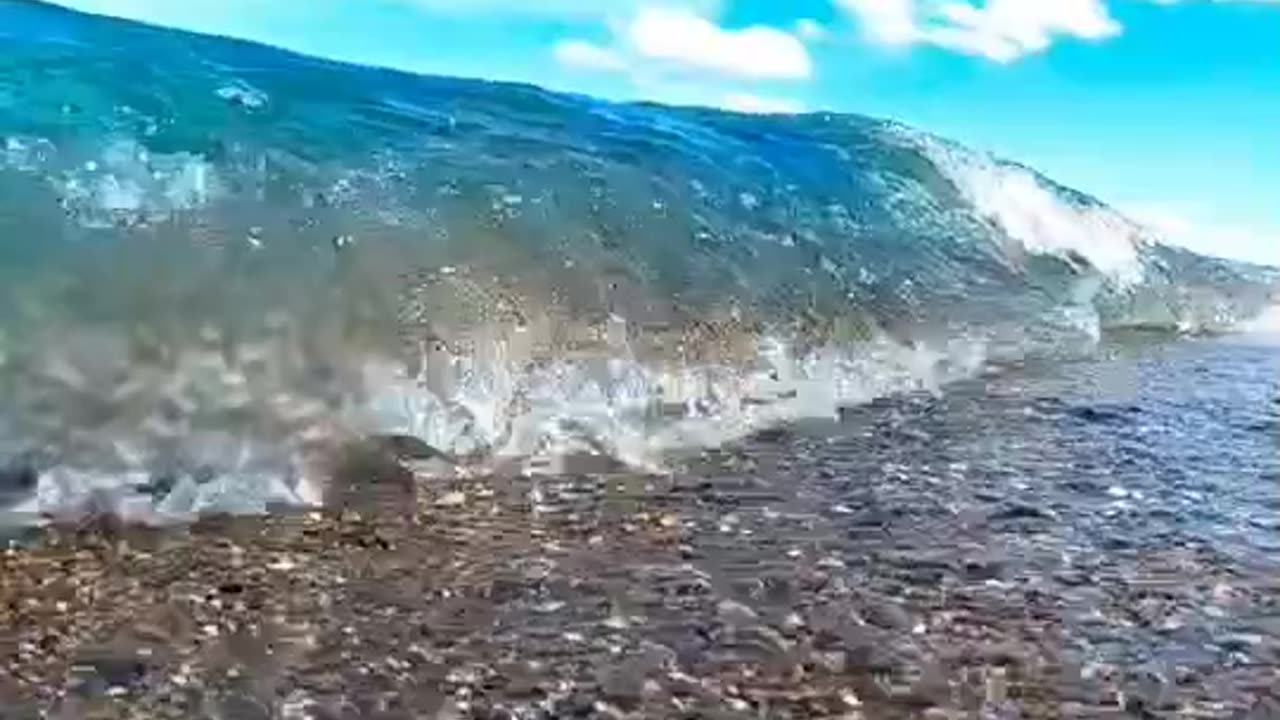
[0,0,1275,525]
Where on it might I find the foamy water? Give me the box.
[1240,304,1280,337]
[894,127,1150,286]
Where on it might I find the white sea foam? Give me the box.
[1239,304,1280,337]
[3,135,56,172]
[896,128,1149,286]
[215,82,270,110]
[1,136,221,226]
[350,328,988,471]
[0,317,990,523]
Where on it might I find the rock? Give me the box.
[1067,405,1136,424]
[553,692,599,718]
[325,440,417,516]
[1218,634,1263,654]
[717,599,759,626]
[218,693,272,720]
[1245,698,1280,720]
[597,666,647,710]
[558,452,629,475]
[436,491,467,508]
[218,581,246,595]
[781,612,805,633]
[406,457,458,479]
[71,648,151,696]
[906,665,952,709]
[369,434,456,463]
[963,558,1006,581]
[863,600,912,630]
[990,502,1054,522]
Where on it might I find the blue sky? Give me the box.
[50,0,1280,266]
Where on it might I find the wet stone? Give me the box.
[963,558,1006,581]
[70,649,151,696]
[863,599,913,631]
[553,692,600,718]
[325,441,417,516]
[597,666,648,710]
[218,693,272,720]
[716,599,759,626]
[1245,698,1280,720]
[217,581,246,595]
[990,502,1054,522]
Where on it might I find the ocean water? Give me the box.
[0,0,1277,526]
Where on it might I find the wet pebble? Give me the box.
[990,502,1055,522]
[218,693,272,720]
[70,649,151,695]
[436,491,467,508]
[717,599,758,626]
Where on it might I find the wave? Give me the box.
[900,129,1149,286]
[1239,305,1280,337]
[0,0,1275,524]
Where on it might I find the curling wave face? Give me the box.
[0,0,1276,524]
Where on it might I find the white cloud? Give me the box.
[626,8,812,80]
[554,9,813,82]
[553,40,628,73]
[553,7,812,112]
[795,18,830,42]
[930,1,1121,61]
[840,0,1280,62]
[840,0,920,45]
[839,0,1121,62]
[721,92,806,114]
[550,8,808,113]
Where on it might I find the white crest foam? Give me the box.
[896,128,1149,286]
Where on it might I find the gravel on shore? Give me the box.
[4,455,1279,720]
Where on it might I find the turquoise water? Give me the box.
[0,0,1276,524]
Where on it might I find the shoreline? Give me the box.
[4,454,1277,719]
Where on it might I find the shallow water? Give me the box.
[3,333,1277,718]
